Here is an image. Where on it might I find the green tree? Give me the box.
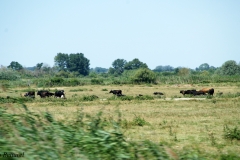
[7,61,23,71]
[197,63,210,71]
[174,68,180,74]
[36,63,43,70]
[153,65,174,72]
[108,67,115,75]
[132,68,156,83]
[54,53,69,71]
[220,60,240,75]
[92,67,108,73]
[67,53,90,76]
[208,66,216,74]
[42,64,51,74]
[110,59,127,75]
[124,58,148,70]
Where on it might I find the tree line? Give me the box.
[3,52,240,80]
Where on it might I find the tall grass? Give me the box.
[0,104,171,159]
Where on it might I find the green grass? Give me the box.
[1,83,240,159]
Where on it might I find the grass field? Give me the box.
[1,83,240,159]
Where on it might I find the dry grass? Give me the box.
[1,83,240,158]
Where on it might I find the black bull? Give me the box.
[37,90,54,98]
[180,88,214,96]
[180,90,197,95]
[24,91,35,98]
[55,90,66,98]
[109,90,122,95]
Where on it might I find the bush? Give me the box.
[0,68,20,80]
[112,80,121,84]
[50,77,64,84]
[55,70,70,78]
[131,68,156,83]
[132,115,149,126]
[91,78,103,85]
[220,153,240,160]
[0,97,34,103]
[223,125,240,141]
[66,78,81,86]
[81,95,99,101]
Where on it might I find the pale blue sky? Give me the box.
[1,0,240,70]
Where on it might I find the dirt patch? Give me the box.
[173,98,206,101]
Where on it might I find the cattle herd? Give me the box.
[179,88,214,96]
[23,88,215,99]
[24,90,66,99]
[109,88,214,97]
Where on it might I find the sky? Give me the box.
[1,0,240,70]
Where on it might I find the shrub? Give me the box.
[223,125,240,141]
[50,77,64,84]
[131,68,156,84]
[81,95,99,101]
[55,70,70,78]
[220,153,240,160]
[112,80,121,84]
[91,78,103,85]
[132,115,149,126]
[66,78,81,86]
[0,96,34,103]
[0,68,20,80]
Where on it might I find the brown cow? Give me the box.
[199,88,214,96]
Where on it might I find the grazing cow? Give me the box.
[199,88,214,96]
[208,88,214,96]
[109,90,122,95]
[37,90,54,98]
[153,92,164,95]
[48,92,55,96]
[24,91,35,98]
[180,90,196,95]
[191,90,206,96]
[55,90,66,99]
